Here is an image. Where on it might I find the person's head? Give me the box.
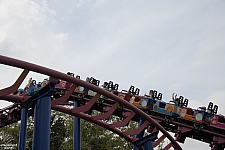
[103,82,108,87]
[149,90,153,96]
[199,106,206,111]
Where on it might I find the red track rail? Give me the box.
[0,55,182,149]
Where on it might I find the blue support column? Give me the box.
[134,118,146,150]
[74,100,81,150]
[144,141,154,150]
[18,107,28,150]
[32,96,51,150]
[134,132,158,150]
[133,118,157,150]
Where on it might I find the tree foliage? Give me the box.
[61,110,136,150]
[50,111,67,150]
[0,109,143,150]
[0,110,67,150]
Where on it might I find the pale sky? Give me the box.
[0,0,225,149]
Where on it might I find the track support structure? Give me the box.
[74,99,81,150]
[133,118,158,150]
[18,107,28,150]
[33,96,51,150]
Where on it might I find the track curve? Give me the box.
[0,55,182,150]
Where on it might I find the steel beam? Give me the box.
[74,100,81,150]
[134,118,146,150]
[32,96,51,150]
[18,107,28,150]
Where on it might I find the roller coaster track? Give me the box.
[0,55,182,150]
[0,55,224,150]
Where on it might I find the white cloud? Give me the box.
[193,32,225,69]
[0,1,225,149]
[76,0,88,8]
[0,0,68,66]
[96,0,105,4]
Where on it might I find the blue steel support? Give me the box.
[32,96,51,150]
[74,100,81,150]
[19,80,57,150]
[134,118,146,150]
[144,141,154,150]
[18,107,28,150]
[134,132,158,147]
[133,118,157,150]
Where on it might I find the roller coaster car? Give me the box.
[34,82,42,92]
[55,72,76,94]
[83,77,100,96]
[180,108,211,125]
[150,90,163,101]
[107,81,119,91]
[116,85,139,102]
[55,80,71,93]
[193,110,213,125]
[130,90,162,110]
[165,95,189,115]
[130,96,156,110]
[41,78,49,87]
[88,77,100,86]
[24,78,53,95]
[13,89,24,96]
[207,102,225,129]
[180,102,216,125]
[152,93,181,117]
[210,114,225,129]
[177,95,189,108]
[153,101,180,117]
[72,76,83,93]
[95,80,118,100]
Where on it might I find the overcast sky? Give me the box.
[0,0,225,149]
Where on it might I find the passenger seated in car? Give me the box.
[199,106,206,111]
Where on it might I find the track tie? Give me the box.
[51,84,77,105]
[109,111,135,128]
[71,93,100,113]
[153,134,166,147]
[92,102,119,120]
[123,120,149,136]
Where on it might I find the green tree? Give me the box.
[0,120,20,150]
[0,110,67,150]
[0,109,141,150]
[50,111,67,150]
[61,110,137,150]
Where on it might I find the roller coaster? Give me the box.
[0,55,224,150]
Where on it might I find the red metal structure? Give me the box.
[0,55,224,150]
